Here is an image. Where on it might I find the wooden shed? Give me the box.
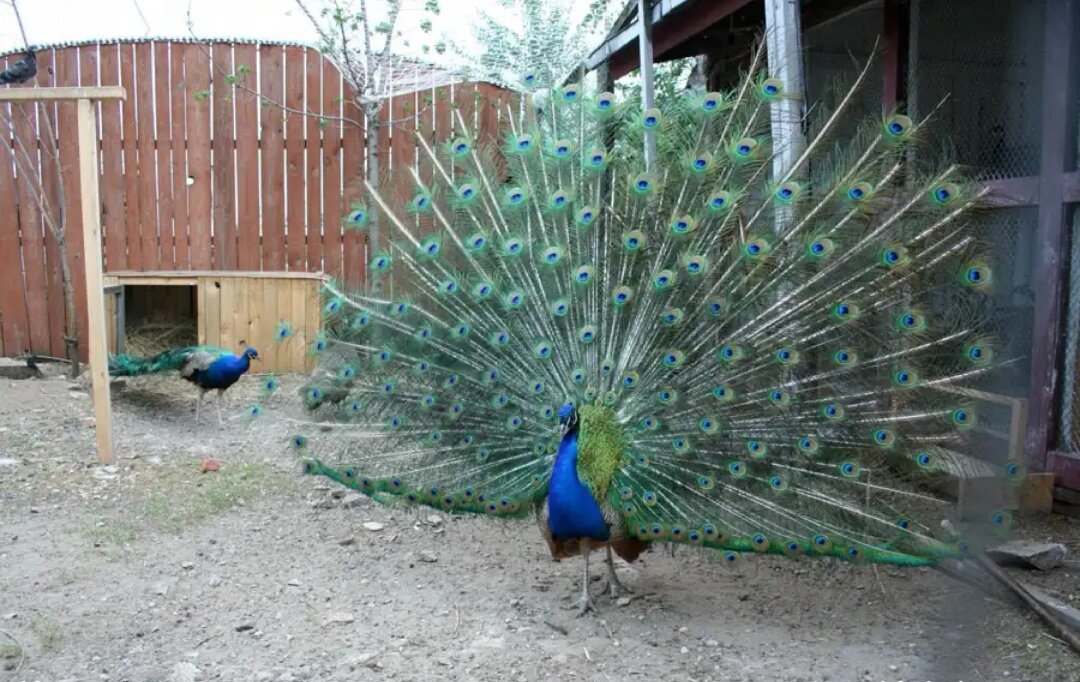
[103,271,325,373]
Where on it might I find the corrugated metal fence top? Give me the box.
[0,40,512,359]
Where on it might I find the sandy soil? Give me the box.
[1,366,1078,682]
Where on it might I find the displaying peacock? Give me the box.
[274,41,1024,615]
[109,344,260,425]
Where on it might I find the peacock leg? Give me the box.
[601,546,632,598]
[574,538,597,617]
[195,390,204,425]
[216,389,225,426]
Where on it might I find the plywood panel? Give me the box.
[99,43,126,271]
[104,289,118,354]
[268,271,287,371]
[259,44,286,271]
[290,277,308,371]
[134,43,159,270]
[233,44,260,271]
[185,44,213,269]
[200,276,222,349]
[303,278,320,372]
[217,275,237,351]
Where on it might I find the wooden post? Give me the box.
[0,86,126,464]
[76,99,113,463]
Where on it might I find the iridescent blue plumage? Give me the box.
[548,409,610,543]
[283,38,1024,616]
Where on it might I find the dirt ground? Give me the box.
[1,366,1078,682]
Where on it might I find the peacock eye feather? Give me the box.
[706,190,733,213]
[884,114,913,139]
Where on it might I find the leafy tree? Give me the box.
[445,0,622,89]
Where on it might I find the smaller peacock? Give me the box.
[109,344,260,425]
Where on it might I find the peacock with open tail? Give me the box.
[267,40,1024,615]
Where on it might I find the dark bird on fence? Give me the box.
[272,38,1024,616]
[108,343,259,425]
[0,51,37,85]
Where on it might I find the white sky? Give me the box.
[0,0,481,59]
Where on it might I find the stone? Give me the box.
[417,550,438,563]
[362,522,385,532]
[208,574,222,587]
[342,493,367,509]
[341,652,378,670]
[986,541,1067,570]
[324,612,355,626]
[168,662,201,682]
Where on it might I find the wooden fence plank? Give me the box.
[234,44,260,271]
[55,47,89,361]
[135,43,159,270]
[34,50,67,358]
[119,44,142,270]
[284,47,307,271]
[320,57,342,281]
[11,83,50,354]
[185,44,213,269]
[341,92,364,289]
[259,44,286,271]
[274,272,291,370]
[389,89,414,205]
[154,41,176,269]
[304,49,323,274]
[0,57,31,355]
[170,41,190,269]
[99,43,126,271]
[212,43,237,270]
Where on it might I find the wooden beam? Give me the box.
[1025,0,1080,472]
[1048,450,1080,491]
[606,0,755,80]
[77,98,114,464]
[0,86,126,101]
[882,0,910,112]
[980,171,1080,207]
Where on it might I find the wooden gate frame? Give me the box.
[0,85,126,464]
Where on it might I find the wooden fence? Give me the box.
[0,40,511,360]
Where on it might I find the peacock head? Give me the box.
[558,402,578,436]
[243,346,260,362]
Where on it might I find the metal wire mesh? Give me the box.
[1061,209,1080,451]
[912,0,1045,181]
[803,2,884,128]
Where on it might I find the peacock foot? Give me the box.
[601,575,633,600]
[574,590,597,617]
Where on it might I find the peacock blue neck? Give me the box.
[547,423,610,542]
[202,353,251,387]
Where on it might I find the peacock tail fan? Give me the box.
[274,41,1026,566]
[107,345,233,377]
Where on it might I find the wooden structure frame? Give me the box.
[102,270,325,373]
[585,0,1080,494]
[0,85,127,464]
